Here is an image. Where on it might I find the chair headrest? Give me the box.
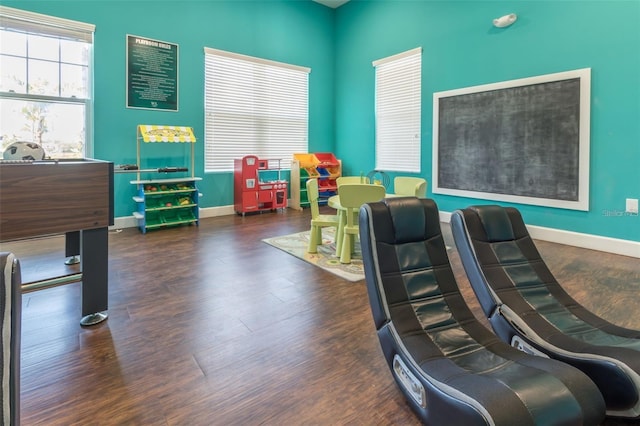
[469,205,516,242]
[368,197,441,244]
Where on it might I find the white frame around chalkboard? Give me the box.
[432,68,590,211]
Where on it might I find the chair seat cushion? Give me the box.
[311,214,338,226]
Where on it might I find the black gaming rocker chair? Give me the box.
[1,252,22,426]
[359,197,605,425]
[451,204,640,419]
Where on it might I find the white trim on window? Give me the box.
[0,6,94,42]
[204,47,310,74]
[372,46,422,67]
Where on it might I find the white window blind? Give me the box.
[204,47,310,172]
[373,47,422,172]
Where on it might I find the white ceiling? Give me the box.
[312,0,350,8]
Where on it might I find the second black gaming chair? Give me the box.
[359,197,605,425]
[451,205,640,419]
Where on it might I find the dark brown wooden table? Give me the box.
[0,158,113,325]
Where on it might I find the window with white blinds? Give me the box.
[0,6,94,158]
[373,47,422,173]
[204,47,310,172]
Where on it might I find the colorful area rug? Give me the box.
[262,228,365,282]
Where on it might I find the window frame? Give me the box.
[373,47,422,173]
[0,6,94,158]
[203,47,310,173]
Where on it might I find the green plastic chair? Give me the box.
[337,183,385,263]
[306,179,339,253]
[336,176,366,186]
[393,176,427,197]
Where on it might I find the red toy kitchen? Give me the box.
[234,155,288,215]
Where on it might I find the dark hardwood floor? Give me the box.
[2,206,639,425]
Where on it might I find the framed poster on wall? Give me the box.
[432,68,591,211]
[126,35,178,111]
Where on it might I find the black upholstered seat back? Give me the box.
[450,205,560,320]
[452,205,640,348]
[362,198,479,345]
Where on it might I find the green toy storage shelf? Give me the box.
[131,125,202,233]
[131,177,202,233]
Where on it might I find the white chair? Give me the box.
[394,176,427,197]
[306,179,339,253]
[337,184,385,263]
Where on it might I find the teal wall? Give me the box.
[334,0,640,242]
[6,0,640,242]
[5,0,336,217]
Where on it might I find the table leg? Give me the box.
[335,210,346,256]
[65,231,81,265]
[80,227,109,326]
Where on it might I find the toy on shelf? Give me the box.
[290,152,341,211]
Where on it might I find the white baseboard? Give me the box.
[525,225,640,258]
[440,211,640,259]
[112,216,137,230]
[199,205,236,218]
[114,207,638,258]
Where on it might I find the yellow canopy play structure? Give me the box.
[136,125,196,178]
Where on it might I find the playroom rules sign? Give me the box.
[126,35,179,111]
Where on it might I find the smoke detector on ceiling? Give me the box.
[493,13,517,28]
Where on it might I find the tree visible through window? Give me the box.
[0,6,94,159]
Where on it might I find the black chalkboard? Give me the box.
[433,69,590,210]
